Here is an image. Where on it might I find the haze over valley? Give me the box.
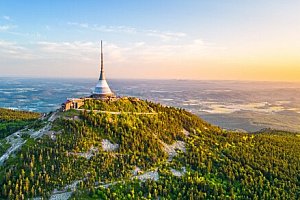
[1,78,300,132]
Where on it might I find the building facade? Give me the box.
[62,98,85,111]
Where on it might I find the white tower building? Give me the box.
[92,41,115,99]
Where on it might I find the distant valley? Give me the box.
[1,78,300,132]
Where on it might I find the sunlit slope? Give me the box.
[0,98,299,199]
[0,108,40,139]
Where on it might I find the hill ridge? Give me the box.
[0,98,299,199]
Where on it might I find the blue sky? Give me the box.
[0,1,300,80]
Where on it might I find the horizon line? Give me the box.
[0,76,300,84]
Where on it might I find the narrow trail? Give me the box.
[76,109,158,115]
[3,111,187,199]
[51,130,189,199]
[0,111,57,165]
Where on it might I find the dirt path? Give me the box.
[0,111,57,165]
[76,109,158,115]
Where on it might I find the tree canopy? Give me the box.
[0,99,299,200]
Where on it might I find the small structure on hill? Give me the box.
[62,41,116,111]
[62,98,85,111]
[91,40,115,99]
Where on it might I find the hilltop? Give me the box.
[0,98,299,199]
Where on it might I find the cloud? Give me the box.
[3,15,11,20]
[0,35,222,65]
[134,42,145,47]
[0,24,17,32]
[37,41,95,52]
[45,25,51,30]
[123,39,212,62]
[33,41,131,68]
[0,38,225,79]
[0,40,35,60]
[0,25,11,31]
[35,38,218,64]
[67,22,186,41]
[145,30,186,41]
[68,22,136,34]
[92,25,136,34]
[0,16,15,33]
[37,41,97,61]
[68,22,89,29]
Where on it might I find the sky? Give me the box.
[0,0,299,81]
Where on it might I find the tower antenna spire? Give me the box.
[100,40,105,80]
[92,40,114,98]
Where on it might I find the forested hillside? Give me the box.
[83,97,155,112]
[0,98,299,199]
[0,108,40,139]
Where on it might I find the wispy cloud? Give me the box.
[3,15,11,20]
[0,25,11,31]
[0,33,223,64]
[68,22,186,41]
[0,24,16,32]
[68,22,136,34]
[36,39,219,63]
[68,22,89,29]
[36,41,130,63]
[45,25,51,30]
[37,41,96,61]
[145,30,186,41]
[0,40,35,60]
[0,38,225,79]
[93,25,137,34]
[122,39,215,62]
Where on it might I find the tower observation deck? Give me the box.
[92,41,115,99]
